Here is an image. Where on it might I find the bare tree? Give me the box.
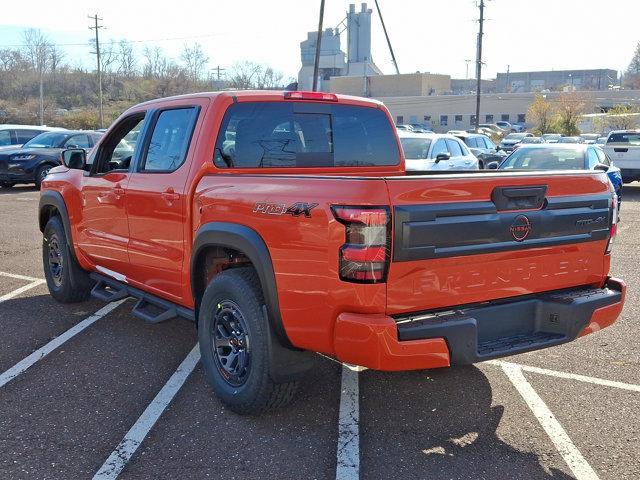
[181,42,208,83]
[227,61,287,89]
[117,40,136,77]
[255,66,285,89]
[143,45,169,78]
[624,41,640,89]
[22,29,52,125]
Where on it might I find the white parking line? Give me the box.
[0,280,46,304]
[335,364,361,480]
[0,271,43,282]
[501,362,600,480]
[0,300,127,389]
[93,345,201,480]
[486,360,640,393]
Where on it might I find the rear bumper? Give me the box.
[333,278,625,371]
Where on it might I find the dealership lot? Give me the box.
[0,185,638,480]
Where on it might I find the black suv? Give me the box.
[453,132,506,168]
[0,130,102,189]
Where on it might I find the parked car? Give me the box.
[39,89,624,414]
[580,133,600,144]
[396,124,414,131]
[495,120,512,131]
[497,144,622,206]
[513,136,545,149]
[409,123,432,133]
[0,130,102,189]
[510,123,526,133]
[479,123,507,135]
[541,134,562,143]
[603,129,640,183]
[557,136,584,144]
[0,124,65,151]
[499,132,534,152]
[596,137,607,145]
[452,131,506,168]
[398,131,479,171]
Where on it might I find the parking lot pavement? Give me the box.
[0,184,638,480]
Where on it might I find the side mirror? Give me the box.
[486,161,499,170]
[435,152,451,163]
[594,163,609,172]
[61,148,86,170]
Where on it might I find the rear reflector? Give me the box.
[284,91,338,102]
[332,205,390,283]
[606,193,618,254]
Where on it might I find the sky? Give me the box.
[0,0,638,82]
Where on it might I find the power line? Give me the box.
[88,14,104,129]
[374,0,399,75]
[0,32,221,49]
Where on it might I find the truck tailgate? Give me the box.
[385,172,613,315]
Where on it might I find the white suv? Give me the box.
[0,125,65,151]
[398,131,479,171]
[603,130,640,183]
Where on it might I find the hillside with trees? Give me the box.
[0,29,293,129]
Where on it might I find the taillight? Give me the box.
[284,91,338,102]
[332,205,391,283]
[606,193,618,254]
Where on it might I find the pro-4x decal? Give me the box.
[253,202,319,218]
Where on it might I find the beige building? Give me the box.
[329,72,451,98]
[379,90,640,132]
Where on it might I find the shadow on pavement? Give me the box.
[360,366,573,480]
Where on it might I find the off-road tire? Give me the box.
[42,216,93,303]
[198,267,299,415]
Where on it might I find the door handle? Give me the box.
[161,187,180,202]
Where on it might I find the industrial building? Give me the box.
[495,69,618,93]
[380,89,640,132]
[298,3,381,91]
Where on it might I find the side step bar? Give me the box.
[90,273,195,323]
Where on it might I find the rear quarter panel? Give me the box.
[194,175,390,355]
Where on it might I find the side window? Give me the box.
[596,148,610,166]
[93,115,146,174]
[0,130,12,146]
[65,135,91,149]
[446,138,463,157]
[466,137,478,148]
[141,108,198,172]
[431,139,448,158]
[484,137,496,149]
[16,130,41,143]
[586,149,600,169]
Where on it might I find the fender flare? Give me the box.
[38,190,79,262]
[191,222,293,349]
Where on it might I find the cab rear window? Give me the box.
[213,102,399,168]
[607,133,640,145]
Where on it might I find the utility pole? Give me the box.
[312,0,325,91]
[88,14,104,129]
[474,0,485,130]
[374,0,400,75]
[505,64,510,92]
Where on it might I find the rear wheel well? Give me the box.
[193,246,253,309]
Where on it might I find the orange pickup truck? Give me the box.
[38,91,625,414]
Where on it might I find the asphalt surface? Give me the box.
[0,183,638,479]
